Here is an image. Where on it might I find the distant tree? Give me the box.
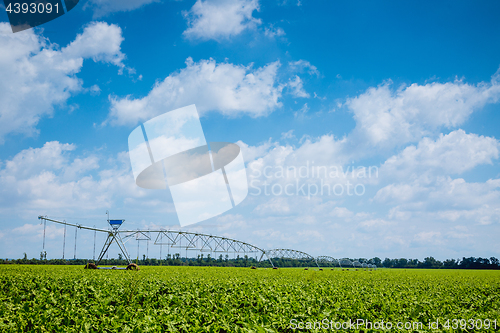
[422,257,442,268]
[409,259,419,267]
[371,257,382,267]
[490,257,499,267]
[443,259,457,268]
[383,258,393,268]
[396,258,408,268]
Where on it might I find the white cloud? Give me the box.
[427,178,500,210]
[358,218,393,229]
[330,207,354,219]
[253,197,291,215]
[243,92,500,208]
[413,231,442,244]
[293,103,310,118]
[0,141,140,216]
[375,177,500,220]
[436,206,500,226]
[89,85,101,96]
[13,223,64,241]
[287,75,309,98]
[62,22,126,68]
[381,130,499,179]
[2,141,76,180]
[108,58,282,125]
[264,25,285,38]
[239,108,500,255]
[281,130,295,140]
[236,140,273,163]
[183,0,261,41]
[345,72,500,150]
[296,229,324,241]
[0,22,127,143]
[288,60,320,77]
[84,0,160,18]
[373,130,500,224]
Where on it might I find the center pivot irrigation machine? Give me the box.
[37,215,275,268]
[37,215,377,270]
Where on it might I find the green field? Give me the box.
[0,265,499,332]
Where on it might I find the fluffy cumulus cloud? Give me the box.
[345,72,500,150]
[108,58,282,125]
[380,130,499,179]
[183,0,261,40]
[371,130,500,224]
[0,139,185,259]
[264,25,285,38]
[375,177,500,234]
[287,75,309,98]
[62,22,125,68]
[0,22,126,143]
[242,127,500,227]
[238,71,500,209]
[234,69,500,256]
[84,0,159,18]
[288,60,320,77]
[232,68,500,187]
[0,141,134,215]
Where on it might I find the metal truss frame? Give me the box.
[37,216,378,270]
[261,248,319,268]
[316,255,342,267]
[37,216,274,267]
[340,258,355,268]
[96,231,131,265]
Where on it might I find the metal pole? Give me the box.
[96,233,113,265]
[42,219,46,251]
[73,227,77,259]
[62,222,66,259]
[93,227,96,261]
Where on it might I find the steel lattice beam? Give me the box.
[262,248,319,268]
[316,256,342,267]
[340,258,355,267]
[37,216,275,267]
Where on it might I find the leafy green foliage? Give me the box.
[0,266,498,332]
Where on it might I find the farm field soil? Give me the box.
[0,265,499,332]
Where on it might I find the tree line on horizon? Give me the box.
[1,252,499,269]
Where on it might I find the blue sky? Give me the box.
[1,0,500,261]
